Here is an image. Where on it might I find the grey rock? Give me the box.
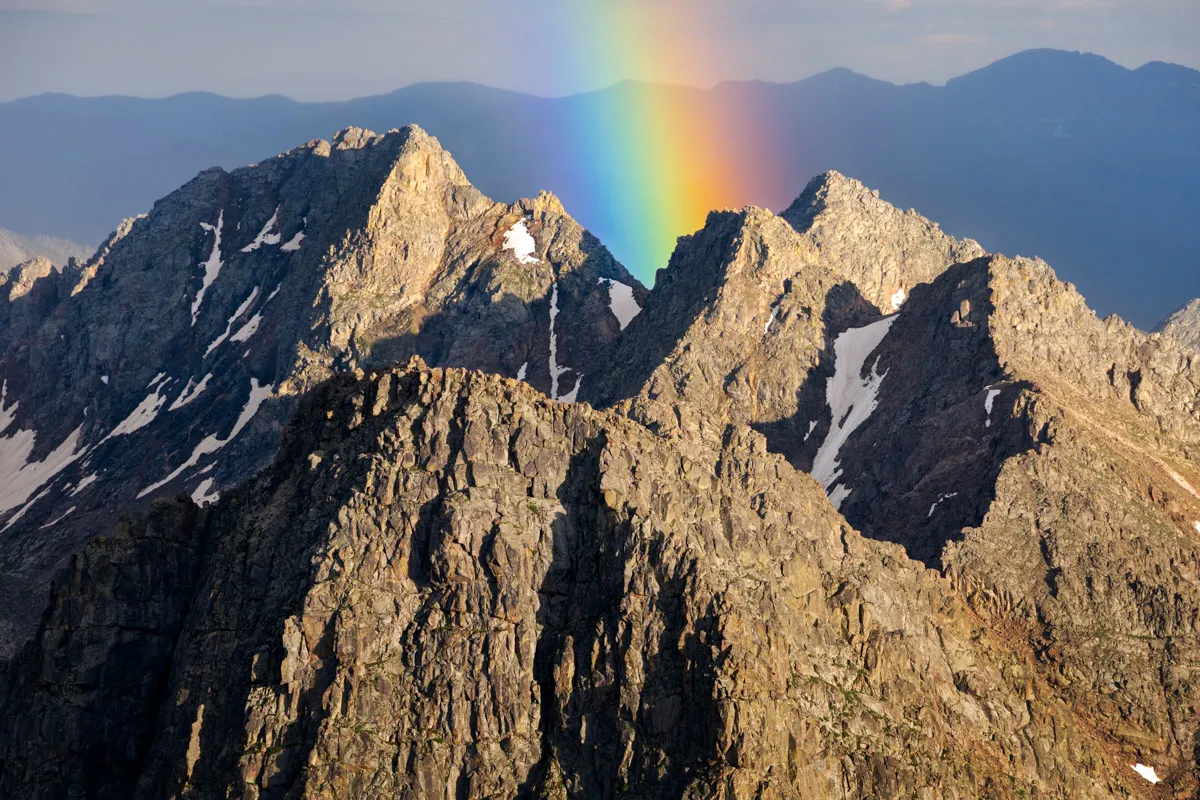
[0,125,643,656]
[0,228,93,275]
[3,150,1199,798]
[1156,297,1200,351]
[0,359,1161,798]
[0,256,55,301]
[782,171,986,312]
[586,190,1200,794]
[583,171,983,462]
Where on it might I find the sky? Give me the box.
[0,0,1197,101]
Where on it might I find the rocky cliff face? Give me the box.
[0,126,645,654]
[781,171,986,313]
[582,177,1200,794]
[0,359,1172,799]
[582,171,983,463]
[0,228,92,274]
[2,150,1198,797]
[788,254,1200,789]
[0,256,56,302]
[1157,298,1200,351]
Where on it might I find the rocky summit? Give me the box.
[1,132,1199,798]
[0,228,93,275]
[1158,298,1200,352]
[0,126,644,653]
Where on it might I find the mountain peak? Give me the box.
[1156,297,1200,349]
[317,124,441,156]
[330,125,384,150]
[957,48,1126,78]
[4,135,1200,796]
[786,170,880,210]
[1,257,54,301]
[803,66,891,88]
[783,172,985,311]
[517,190,566,217]
[0,124,649,653]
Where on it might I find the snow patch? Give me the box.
[100,375,109,385]
[169,373,212,411]
[230,313,262,344]
[205,287,259,357]
[0,381,16,435]
[516,362,528,381]
[137,378,273,499]
[106,384,170,439]
[764,302,782,335]
[240,207,281,252]
[266,284,282,302]
[804,420,818,442]
[1194,520,1200,535]
[548,283,576,401]
[891,288,907,310]
[828,484,852,511]
[503,220,539,265]
[928,492,960,518]
[1131,764,1161,784]
[985,388,1001,428]
[811,316,898,492]
[0,424,85,516]
[560,375,582,404]
[40,506,77,530]
[191,478,220,506]
[191,211,225,325]
[598,278,642,331]
[280,229,305,252]
[3,486,52,532]
[70,473,98,496]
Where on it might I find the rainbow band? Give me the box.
[554,5,782,284]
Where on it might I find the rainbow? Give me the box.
[552,4,783,285]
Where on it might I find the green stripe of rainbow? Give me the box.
[554,4,783,284]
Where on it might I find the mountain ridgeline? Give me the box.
[2,124,1200,798]
[0,228,92,275]
[0,126,644,652]
[2,48,1199,327]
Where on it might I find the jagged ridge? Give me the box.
[2,149,1199,796]
[0,125,645,655]
[0,358,1162,798]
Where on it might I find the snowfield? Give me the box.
[811,315,898,507]
[503,220,539,265]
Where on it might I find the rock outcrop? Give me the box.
[583,181,1200,794]
[1157,297,1200,351]
[0,359,1171,798]
[0,228,92,274]
[781,254,1200,791]
[583,171,984,462]
[782,171,986,313]
[0,256,55,302]
[2,152,1198,797]
[0,126,645,655]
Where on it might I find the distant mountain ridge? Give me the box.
[0,228,92,274]
[1,48,1197,326]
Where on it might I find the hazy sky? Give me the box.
[1,0,1197,101]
